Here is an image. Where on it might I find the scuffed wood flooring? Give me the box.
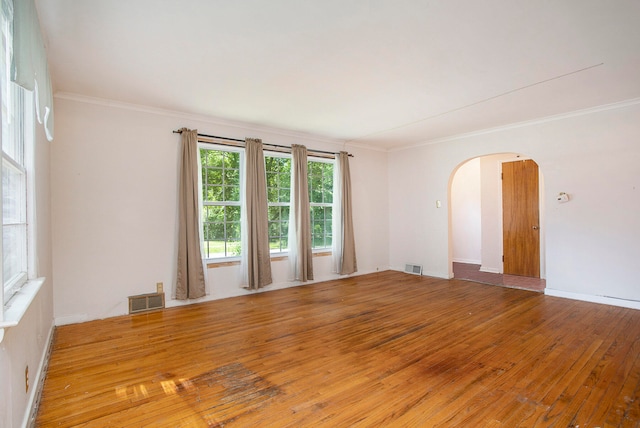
[36,271,640,427]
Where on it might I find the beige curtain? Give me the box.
[333,151,357,275]
[288,144,314,281]
[176,128,206,299]
[242,138,273,289]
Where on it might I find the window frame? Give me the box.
[199,143,243,260]
[1,0,35,305]
[264,152,291,255]
[308,158,334,251]
[2,86,34,304]
[198,144,335,262]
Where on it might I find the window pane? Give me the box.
[324,163,334,203]
[224,168,239,186]
[268,206,280,221]
[226,206,241,222]
[266,171,277,189]
[267,187,278,203]
[230,185,241,202]
[2,160,26,223]
[268,222,279,239]
[324,206,332,221]
[208,185,224,202]
[209,151,224,168]
[205,168,222,185]
[279,188,290,203]
[227,223,241,241]
[278,169,290,188]
[226,152,240,169]
[3,223,27,288]
[210,223,225,241]
[227,239,241,257]
[313,206,323,222]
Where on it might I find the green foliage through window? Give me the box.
[201,149,241,258]
[308,160,333,249]
[265,155,291,253]
[200,147,334,258]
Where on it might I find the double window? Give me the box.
[200,146,334,259]
[1,2,33,303]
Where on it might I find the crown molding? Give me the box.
[391,97,640,152]
[54,92,349,147]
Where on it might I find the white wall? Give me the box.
[389,100,640,308]
[51,95,389,323]
[0,124,54,428]
[451,157,481,264]
[479,154,506,273]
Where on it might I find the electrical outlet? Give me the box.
[25,365,29,393]
[156,282,164,293]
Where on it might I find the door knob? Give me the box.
[532,225,539,230]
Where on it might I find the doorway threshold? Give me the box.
[453,262,545,292]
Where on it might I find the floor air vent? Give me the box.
[129,292,165,314]
[404,263,423,275]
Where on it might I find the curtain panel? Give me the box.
[176,128,206,299]
[288,144,314,281]
[332,151,357,275]
[242,138,273,289]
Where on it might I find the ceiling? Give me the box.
[36,0,640,150]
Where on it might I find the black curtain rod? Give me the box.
[172,130,353,157]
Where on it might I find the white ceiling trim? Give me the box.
[390,97,640,153]
[54,92,350,147]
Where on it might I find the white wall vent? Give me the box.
[404,263,423,275]
[128,292,165,314]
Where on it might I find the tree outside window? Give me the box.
[200,148,241,258]
[199,147,334,259]
[308,160,333,249]
[265,155,290,253]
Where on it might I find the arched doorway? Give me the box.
[449,153,546,291]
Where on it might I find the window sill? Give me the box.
[0,277,45,342]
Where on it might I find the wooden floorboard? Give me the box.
[36,271,640,427]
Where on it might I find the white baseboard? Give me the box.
[22,321,55,428]
[545,289,640,310]
[479,266,501,274]
[452,258,481,265]
[391,267,449,279]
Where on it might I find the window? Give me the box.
[2,87,28,299]
[265,154,290,254]
[200,147,242,258]
[308,160,333,249]
[1,1,33,302]
[199,145,334,259]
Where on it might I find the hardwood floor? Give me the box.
[36,271,640,427]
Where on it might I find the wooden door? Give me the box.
[502,159,540,277]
